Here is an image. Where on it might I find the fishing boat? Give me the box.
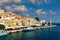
[0,30,8,36]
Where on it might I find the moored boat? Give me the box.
[22,27,36,31]
[0,30,8,36]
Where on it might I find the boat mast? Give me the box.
[50,19,52,26]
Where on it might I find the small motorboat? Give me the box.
[0,30,8,36]
[23,27,36,31]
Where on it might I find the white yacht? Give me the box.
[0,30,8,36]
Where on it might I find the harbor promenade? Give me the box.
[6,25,57,33]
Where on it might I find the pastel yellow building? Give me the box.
[0,9,38,29]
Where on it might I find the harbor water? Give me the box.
[0,23,60,40]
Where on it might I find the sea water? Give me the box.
[0,23,60,40]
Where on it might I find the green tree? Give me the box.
[0,24,5,30]
[35,17,40,21]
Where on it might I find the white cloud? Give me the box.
[28,0,41,5]
[42,12,46,14]
[36,9,42,15]
[0,0,21,5]
[29,0,36,3]
[14,5,27,12]
[4,5,27,12]
[11,0,21,3]
[4,5,29,16]
[43,0,51,3]
[25,13,30,17]
[35,9,47,16]
[48,10,56,14]
[0,0,52,6]
[5,6,14,12]
[28,0,51,5]
[43,0,48,3]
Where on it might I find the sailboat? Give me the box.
[48,19,56,27]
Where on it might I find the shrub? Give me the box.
[0,24,5,30]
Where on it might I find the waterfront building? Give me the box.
[22,16,29,26]
[0,9,44,29]
[4,19,12,29]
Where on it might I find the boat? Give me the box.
[0,30,8,36]
[22,27,36,31]
[46,19,57,27]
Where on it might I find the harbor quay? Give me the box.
[5,24,56,33]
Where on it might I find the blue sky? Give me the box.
[0,0,60,23]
